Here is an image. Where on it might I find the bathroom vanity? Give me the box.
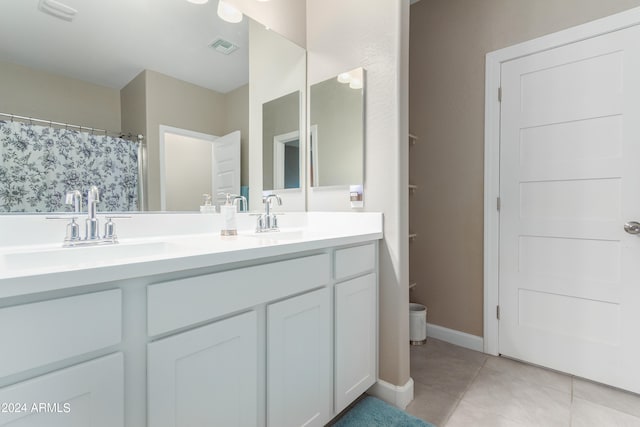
[0,212,382,427]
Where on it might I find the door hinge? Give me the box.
[498,87,502,102]
[496,305,500,320]
[497,197,501,211]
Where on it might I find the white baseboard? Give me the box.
[426,323,484,353]
[367,377,414,410]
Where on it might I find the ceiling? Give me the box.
[0,0,250,93]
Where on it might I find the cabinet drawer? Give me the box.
[0,289,122,378]
[148,253,330,336]
[0,353,124,427]
[334,243,376,281]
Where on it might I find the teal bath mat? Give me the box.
[333,396,435,427]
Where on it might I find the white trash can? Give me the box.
[409,303,427,345]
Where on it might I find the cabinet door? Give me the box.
[267,288,331,427]
[147,311,258,427]
[335,273,377,413]
[0,353,124,427]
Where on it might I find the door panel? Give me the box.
[499,25,640,393]
[267,288,331,427]
[212,130,241,205]
[148,311,258,427]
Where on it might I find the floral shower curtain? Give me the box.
[0,120,139,212]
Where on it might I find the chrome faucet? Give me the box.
[86,186,101,240]
[256,194,282,233]
[232,195,248,212]
[58,186,122,247]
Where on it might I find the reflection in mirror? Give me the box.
[160,127,240,211]
[309,67,365,187]
[262,91,301,191]
[0,0,305,213]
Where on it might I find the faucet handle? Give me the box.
[64,217,81,243]
[103,217,117,241]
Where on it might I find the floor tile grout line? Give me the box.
[441,355,489,427]
[569,375,574,427]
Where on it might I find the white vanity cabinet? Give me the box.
[267,288,332,427]
[0,290,125,427]
[147,311,258,427]
[0,223,381,427]
[334,244,378,414]
[144,242,377,427]
[334,273,377,413]
[0,354,124,427]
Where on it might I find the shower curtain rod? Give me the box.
[0,112,144,142]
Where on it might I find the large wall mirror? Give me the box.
[309,67,365,187]
[0,0,305,213]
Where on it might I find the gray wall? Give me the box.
[0,60,121,131]
[409,0,640,337]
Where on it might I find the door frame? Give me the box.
[273,130,301,190]
[483,6,640,355]
[158,125,218,211]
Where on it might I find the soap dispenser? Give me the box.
[220,193,238,236]
[200,193,216,213]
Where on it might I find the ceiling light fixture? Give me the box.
[187,0,209,4]
[217,0,243,23]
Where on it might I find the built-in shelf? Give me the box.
[409,233,417,240]
[409,282,417,290]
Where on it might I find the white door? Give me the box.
[212,130,241,205]
[334,273,377,414]
[0,353,124,427]
[499,25,640,393]
[147,311,258,427]
[267,288,331,427]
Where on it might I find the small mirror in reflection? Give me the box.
[262,91,301,191]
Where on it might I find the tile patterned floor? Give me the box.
[407,338,640,427]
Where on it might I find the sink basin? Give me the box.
[3,241,182,271]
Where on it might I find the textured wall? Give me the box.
[409,0,640,337]
[225,0,306,48]
[307,0,411,388]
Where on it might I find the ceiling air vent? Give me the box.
[38,0,78,21]
[209,38,239,55]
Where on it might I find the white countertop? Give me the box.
[0,212,383,298]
